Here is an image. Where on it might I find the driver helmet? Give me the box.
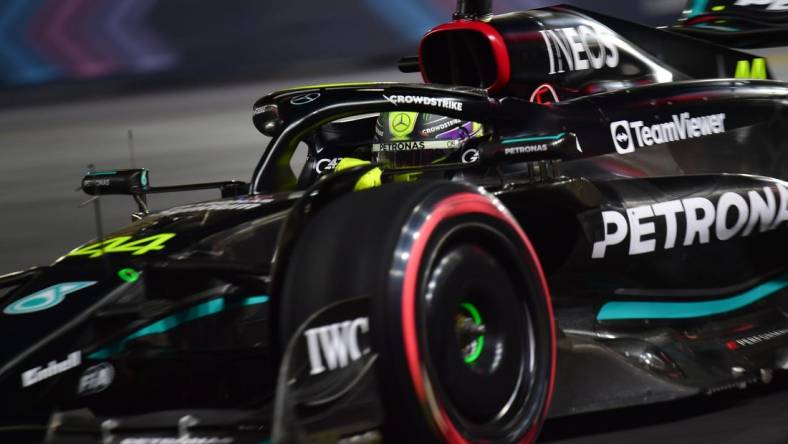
[373,112,484,168]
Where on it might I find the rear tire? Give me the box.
[280,181,555,443]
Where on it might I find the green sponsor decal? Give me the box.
[68,234,176,259]
[388,111,419,139]
[117,268,140,283]
[735,58,767,79]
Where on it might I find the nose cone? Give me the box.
[0,277,115,373]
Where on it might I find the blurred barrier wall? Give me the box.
[0,0,683,91]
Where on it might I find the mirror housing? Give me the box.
[82,169,149,196]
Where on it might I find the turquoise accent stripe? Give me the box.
[243,295,269,306]
[502,133,566,144]
[88,171,118,176]
[689,0,710,17]
[691,23,741,32]
[89,295,269,359]
[597,275,788,321]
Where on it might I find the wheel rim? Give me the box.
[423,242,536,432]
[393,191,556,444]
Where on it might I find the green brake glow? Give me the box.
[460,302,485,364]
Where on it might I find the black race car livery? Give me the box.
[3,1,788,443]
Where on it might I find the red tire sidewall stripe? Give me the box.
[400,192,557,444]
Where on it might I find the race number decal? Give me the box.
[67,234,176,258]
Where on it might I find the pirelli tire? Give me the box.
[279,181,556,443]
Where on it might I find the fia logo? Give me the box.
[77,362,115,396]
[610,120,634,154]
[304,317,370,375]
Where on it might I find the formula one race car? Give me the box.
[4,1,788,443]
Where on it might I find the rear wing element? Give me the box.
[577,6,773,81]
[673,0,788,49]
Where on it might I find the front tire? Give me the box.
[280,181,555,443]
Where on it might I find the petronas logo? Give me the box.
[4,282,97,315]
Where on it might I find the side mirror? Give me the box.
[82,169,149,196]
[81,168,249,221]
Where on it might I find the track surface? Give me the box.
[0,69,419,274]
[2,68,788,443]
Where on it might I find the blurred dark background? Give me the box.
[4,3,788,444]
[0,0,686,105]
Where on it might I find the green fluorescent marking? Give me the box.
[88,295,269,359]
[502,133,566,145]
[117,268,140,283]
[68,233,176,259]
[389,111,419,139]
[280,82,381,92]
[751,58,768,79]
[736,58,768,79]
[597,275,788,321]
[712,5,726,11]
[462,302,482,324]
[88,171,117,176]
[460,302,485,364]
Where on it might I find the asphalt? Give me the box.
[540,376,788,444]
[2,67,788,443]
[0,68,420,275]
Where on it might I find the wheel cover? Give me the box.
[397,192,556,444]
[423,244,536,427]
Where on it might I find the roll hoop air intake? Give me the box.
[454,0,493,20]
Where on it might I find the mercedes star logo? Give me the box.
[392,112,412,133]
[290,93,321,106]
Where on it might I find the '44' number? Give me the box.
[67,234,176,258]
